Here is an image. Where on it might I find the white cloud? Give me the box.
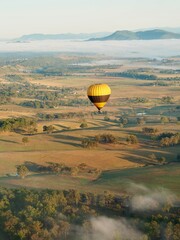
[129,183,177,211]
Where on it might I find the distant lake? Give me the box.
[0,39,180,59]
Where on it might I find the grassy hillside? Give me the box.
[93,163,180,194]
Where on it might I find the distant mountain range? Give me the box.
[15,32,111,41]
[14,29,180,42]
[89,29,180,41]
[136,27,180,34]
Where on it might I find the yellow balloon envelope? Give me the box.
[87,84,111,111]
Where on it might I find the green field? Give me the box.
[0,163,179,196]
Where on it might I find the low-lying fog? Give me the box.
[0,39,180,59]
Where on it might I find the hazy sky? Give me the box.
[0,0,180,38]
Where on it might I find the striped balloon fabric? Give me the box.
[87,84,111,111]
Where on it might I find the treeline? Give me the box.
[18,162,100,178]
[107,71,180,81]
[107,71,158,80]
[159,69,180,74]
[0,187,179,240]
[0,117,37,133]
[20,98,90,109]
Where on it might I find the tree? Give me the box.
[80,122,88,128]
[161,116,169,124]
[58,221,70,239]
[26,127,38,135]
[95,134,117,144]
[70,167,79,176]
[126,135,138,144]
[164,222,173,240]
[160,137,171,147]
[82,139,98,149]
[43,125,55,134]
[157,156,166,164]
[16,165,29,178]
[119,117,128,125]
[104,115,110,121]
[142,127,158,135]
[148,153,157,161]
[137,118,145,125]
[49,163,64,174]
[22,137,29,144]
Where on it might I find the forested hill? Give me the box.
[88,29,180,41]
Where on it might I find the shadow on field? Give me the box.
[24,161,49,173]
[119,147,173,165]
[118,153,155,165]
[53,124,70,130]
[0,139,19,144]
[52,134,82,142]
[52,140,81,147]
[54,123,117,134]
[50,134,82,147]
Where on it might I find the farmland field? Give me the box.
[0,53,179,192]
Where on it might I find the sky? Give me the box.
[0,0,180,38]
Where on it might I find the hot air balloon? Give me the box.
[87,83,111,111]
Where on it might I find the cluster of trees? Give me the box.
[159,76,180,81]
[161,116,170,124]
[43,125,56,134]
[0,95,11,105]
[160,133,180,147]
[142,127,158,135]
[148,153,166,164]
[0,117,37,133]
[82,133,139,148]
[131,97,149,103]
[0,187,179,240]
[20,100,51,109]
[161,96,174,104]
[155,132,180,147]
[37,112,87,120]
[95,133,117,144]
[81,133,118,149]
[159,69,180,74]
[35,68,63,76]
[47,162,100,176]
